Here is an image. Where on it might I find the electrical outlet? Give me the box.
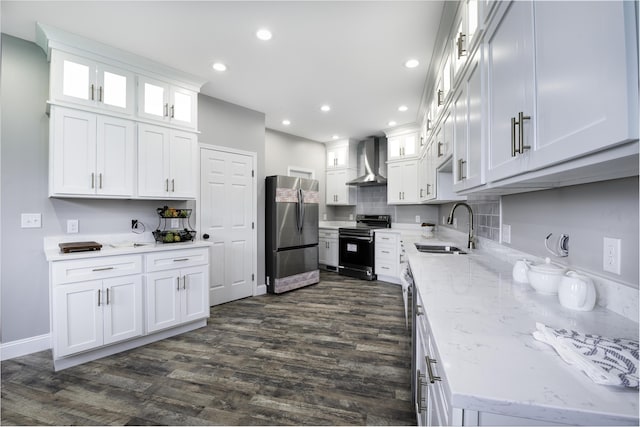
[67,219,79,234]
[415,215,421,223]
[502,224,511,244]
[349,214,354,221]
[453,218,458,229]
[603,237,621,275]
[323,213,327,221]
[21,213,42,228]
[442,216,446,225]
[170,218,180,228]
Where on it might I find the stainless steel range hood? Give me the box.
[346,137,387,186]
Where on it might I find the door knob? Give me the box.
[202,233,210,240]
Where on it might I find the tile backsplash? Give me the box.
[439,196,501,242]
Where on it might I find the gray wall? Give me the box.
[264,129,327,218]
[197,94,266,287]
[0,34,188,343]
[439,197,501,241]
[501,177,639,287]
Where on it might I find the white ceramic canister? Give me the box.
[558,271,597,311]
[512,259,531,283]
[526,257,567,295]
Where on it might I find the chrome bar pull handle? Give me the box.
[91,172,95,189]
[165,179,169,192]
[98,289,101,306]
[427,184,431,195]
[183,275,186,290]
[518,112,531,154]
[417,371,427,412]
[437,141,443,157]
[177,277,180,291]
[99,173,103,189]
[457,32,467,59]
[426,356,442,383]
[92,266,114,272]
[170,105,175,118]
[437,89,444,106]
[173,258,189,262]
[90,84,95,100]
[98,86,103,102]
[164,103,169,117]
[106,288,110,305]
[458,158,466,181]
[416,304,424,316]
[172,179,175,192]
[511,117,518,157]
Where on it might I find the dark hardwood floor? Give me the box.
[1,271,415,426]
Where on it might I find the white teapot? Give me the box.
[558,271,596,311]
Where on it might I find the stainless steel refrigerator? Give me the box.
[266,175,320,294]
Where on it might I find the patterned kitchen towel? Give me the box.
[533,322,639,388]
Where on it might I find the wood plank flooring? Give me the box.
[1,271,415,425]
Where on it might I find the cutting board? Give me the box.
[58,241,103,253]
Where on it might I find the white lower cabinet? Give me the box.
[49,246,210,370]
[144,248,210,333]
[375,231,401,283]
[319,228,339,269]
[52,258,143,358]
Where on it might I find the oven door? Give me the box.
[339,234,374,272]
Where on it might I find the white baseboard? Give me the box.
[1,333,51,361]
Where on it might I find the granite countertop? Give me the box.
[405,232,639,425]
[44,233,212,262]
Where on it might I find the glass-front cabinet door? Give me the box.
[50,50,134,115]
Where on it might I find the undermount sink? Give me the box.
[414,243,467,255]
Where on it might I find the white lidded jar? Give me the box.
[558,271,597,311]
[526,257,566,295]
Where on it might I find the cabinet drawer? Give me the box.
[375,245,397,262]
[145,248,208,272]
[375,233,399,244]
[319,229,338,239]
[52,255,142,284]
[375,261,398,276]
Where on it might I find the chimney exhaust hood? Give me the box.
[346,137,387,186]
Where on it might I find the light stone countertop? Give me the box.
[405,231,639,425]
[44,233,212,262]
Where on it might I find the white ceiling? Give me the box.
[2,1,445,143]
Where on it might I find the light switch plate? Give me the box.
[415,215,421,223]
[21,213,42,228]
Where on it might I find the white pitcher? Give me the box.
[558,271,596,311]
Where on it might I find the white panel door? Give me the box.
[181,265,209,322]
[96,116,135,196]
[54,280,103,357]
[200,147,255,305]
[51,107,96,195]
[387,162,403,204]
[146,270,181,332]
[103,275,143,345]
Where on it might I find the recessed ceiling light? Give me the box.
[212,62,227,72]
[404,59,420,68]
[388,121,397,127]
[282,119,291,126]
[256,28,272,41]
[398,105,408,112]
[321,105,331,112]
[332,135,340,140]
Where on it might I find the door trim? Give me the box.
[198,144,261,297]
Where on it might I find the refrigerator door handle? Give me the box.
[299,188,306,233]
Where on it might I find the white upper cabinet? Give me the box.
[50,106,135,197]
[530,1,637,168]
[453,46,485,192]
[387,129,420,160]
[138,75,198,130]
[485,0,535,183]
[326,169,356,205]
[485,0,637,184]
[50,50,134,115]
[452,0,481,83]
[138,124,197,199]
[387,160,419,204]
[326,139,356,169]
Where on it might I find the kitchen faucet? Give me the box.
[447,202,476,249]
